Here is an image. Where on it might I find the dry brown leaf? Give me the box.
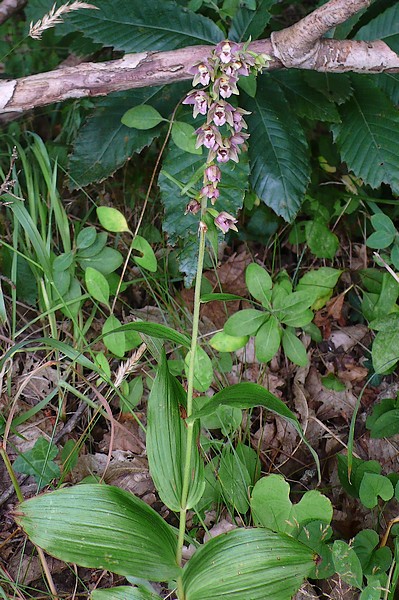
[329,325,368,352]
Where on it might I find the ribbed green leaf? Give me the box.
[271,72,340,123]
[332,76,399,194]
[229,0,275,42]
[147,351,205,511]
[16,485,180,581]
[189,382,320,480]
[68,0,223,52]
[91,586,161,600]
[183,528,315,600]
[355,4,399,53]
[244,76,311,221]
[303,72,353,105]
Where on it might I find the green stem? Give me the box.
[176,200,207,599]
[0,443,24,503]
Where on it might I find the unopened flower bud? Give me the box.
[185,199,201,215]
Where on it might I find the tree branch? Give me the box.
[0,0,26,25]
[1,0,398,116]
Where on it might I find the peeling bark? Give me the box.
[0,0,398,116]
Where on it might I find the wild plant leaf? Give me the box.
[97,207,130,233]
[99,321,191,349]
[332,541,363,590]
[244,76,311,221]
[122,105,164,130]
[13,437,60,490]
[337,454,381,499]
[85,267,110,306]
[359,473,394,509]
[146,351,205,511]
[245,262,272,304]
[281,328,308,367]
[183,528,315,600]
[16,484,180,581]
[303,72,353,105]
[189,382,320,480]
[332,76,399,194]
[77,226,97,249]
[69,85,188,187]
[375,73,399,105]
[217,448,251,514]
[355,4,399,53]
[372,328,399,373]
[184,346,213,392]
[229,0,275,42]
[171,122,202,155]
[91,586,162,600]
[366,398,399,439]
[67,0,223,52]
[132,236,157,272]
[271,72,340,123]
[102,315,126,357]
[224,309,267,337]
[78,247,124,275]
[255,316,281,362]
[209,331,249,352]
[305,220,339,258]
[296,267,342,307]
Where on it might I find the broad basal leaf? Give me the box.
[244,76,311,221]
[146,351,205,511]
[67,0,223,52]
[229,0,275,42]
[332,76,399,194]
[183,528,316,600]
[15,484,180,581]
[355,4,399,53]
[69,85,188,188]
[271,72,340,123]
[91,586,161,600]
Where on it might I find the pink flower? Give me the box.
[201,185,220,203]
[215,211,238,233]
[185,199,201,214]
[233,108,250,132]
[225,60,250,78]
[215,41,239,64]
[189,61,212,87]
[207,101,234,127]
[213,75,239,99]
[183,90,210,118]
[205,164,221,183]
[195,125,222,150]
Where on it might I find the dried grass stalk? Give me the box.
[29,1,98,40]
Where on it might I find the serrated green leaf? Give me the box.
[303,72,353,105]
[16,484,180,581]
[355,4,399,53]
[224,309,267,337]
[122,105,164,129]
[67,0,223,52]
[359,473,394,509]
[244,76,310,222]
[332,76,399,193]
[229,0,274,42]
[85,267,110,306]
[102,315,126,357]
[255,315,281,362]
[147,351,204,511]
[245,262,272,304]
[69,86,187,188]
[282,329,308,367]
[13,437,60,490]
[171,121,202,155]
[332,541,363,589]
[271,72,340,123]
[132,235,157,272]
[183,528,315,600]
[375,73,399,106]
